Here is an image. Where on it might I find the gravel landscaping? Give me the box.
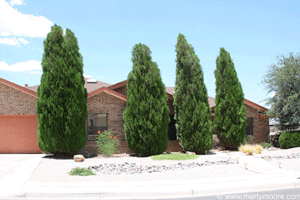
[87,159,235,175]
[260,153,300,160]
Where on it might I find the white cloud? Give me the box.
[10,0,24,6]
[0,0,53,38]
[0,60,41,72]
[0,37,28,46]
[26,70,42,74]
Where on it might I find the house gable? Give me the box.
[88,87,127,101]
[0,79,37,115]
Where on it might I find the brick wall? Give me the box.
[245,104,269,143]
[79,92,130,155]
[114,85,127,96]
[0,83,37,115]
[211,104,269,148]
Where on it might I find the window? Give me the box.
[246,118,253,135]
[87,113,108,135]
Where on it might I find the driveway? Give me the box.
[0,154,45,198]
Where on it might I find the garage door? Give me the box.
[0,115,42,153]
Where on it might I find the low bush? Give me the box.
[69,167,95,176]
[96,130,120,156]
[239,144,263,155]
[151,153,199,160]
[254,145,263,154]
[260,142,272,149]
[279,131,300,149]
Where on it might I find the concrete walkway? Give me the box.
[1,148,300,199]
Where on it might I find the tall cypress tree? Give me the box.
[174,33,212,154]
[214,47,247,150]
[36,25,87,155]
[123,43,169,157]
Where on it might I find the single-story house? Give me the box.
[0,78,269,154]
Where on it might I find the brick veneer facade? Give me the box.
[1,78,269,155]
[245,104,269,143]
[0,82,37,115]
[79,92,130,155]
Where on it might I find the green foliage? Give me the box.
[173,33,213,154]
[214,48,247,150]
[96,131,120,156]
[246,135,254,144]
[279,131,300,149]
[262,53,300,131]
[37,24,87,155]
[123,43,170,157]
[260,142,273,149]
[151,153,199,160]
[69,167,95,176]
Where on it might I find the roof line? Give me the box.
[210,98,268,111]
[88,87,127,101]
[0,78,38,98]
[108,80,127,90]
[243,98,268,111]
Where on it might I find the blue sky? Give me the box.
[1,0,300,107]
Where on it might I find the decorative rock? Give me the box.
[74,155,85,162]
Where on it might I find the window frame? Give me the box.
[246,117,254,135]
[87,113,108,137]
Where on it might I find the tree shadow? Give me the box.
[43,153,98,160]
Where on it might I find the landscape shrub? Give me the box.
[239,144,263,155]
[69,167,95,176]
[279,131,300,149]
[96,131,120,156]
[260,142,272,149]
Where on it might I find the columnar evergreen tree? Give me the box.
[36,25,87,155]
[214,47,247,150]
[123,43,170,157]
[174,33,212,154]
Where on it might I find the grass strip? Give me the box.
[151,153,199,160]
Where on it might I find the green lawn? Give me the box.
[151,153,199,160]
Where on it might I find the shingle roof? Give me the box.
[83,78,111,93]
[25,78,111,93]
[165,87,216,108]
[22,79,267,112]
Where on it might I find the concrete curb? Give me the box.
[22,175,300,199]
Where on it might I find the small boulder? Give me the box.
[74,155,85,162]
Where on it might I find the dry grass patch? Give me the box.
[239,144,263,155]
